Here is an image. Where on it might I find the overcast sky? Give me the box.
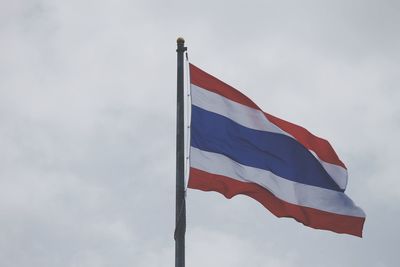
[1,0,399,266]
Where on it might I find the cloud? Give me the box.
[0,0,399,266]
[187,227,297,267]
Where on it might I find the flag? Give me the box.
[188,63,366,237]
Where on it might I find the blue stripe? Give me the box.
[191,105,342,192]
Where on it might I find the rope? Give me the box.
[184,51,191,189]
[174,195,186,240]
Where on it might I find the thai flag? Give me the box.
[188,64,366,237]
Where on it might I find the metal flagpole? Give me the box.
[175,37,187,267]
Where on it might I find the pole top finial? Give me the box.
[176,37,185,44]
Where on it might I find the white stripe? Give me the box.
[315,153,348,189]
[191,84,348,190]
[190,147,365,218]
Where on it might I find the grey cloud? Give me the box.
[1,0,399,266]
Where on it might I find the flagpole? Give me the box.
[175,37,187,267]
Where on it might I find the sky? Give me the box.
[0,0,399,266]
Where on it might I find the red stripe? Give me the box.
[189,63,346,169]
[190,63,259,109]
[264,112,346,168]
[188,168,364,237]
